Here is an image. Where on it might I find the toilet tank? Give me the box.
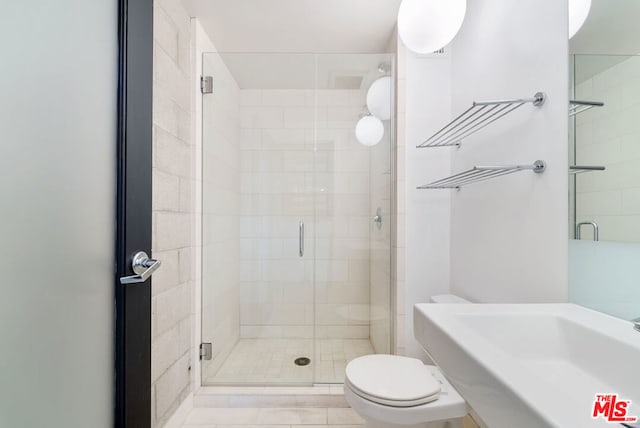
[429,294,471,304]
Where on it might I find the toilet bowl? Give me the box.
[344,294,470,428]
[344,355,467,428]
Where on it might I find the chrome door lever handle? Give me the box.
[120,251,161,284]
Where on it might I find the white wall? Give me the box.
[401,0,569,359]
[449,0,569,303]
[403,50,453,359]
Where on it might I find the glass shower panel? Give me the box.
[313,54,393,383]
[202,53,316,385]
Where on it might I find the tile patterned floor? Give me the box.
[182,407,364,427]
[180,407,479,427]
[205,339,374,384]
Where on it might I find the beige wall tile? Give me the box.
[152,249,180,296]
[151,2,196,425]
[154,353,190,422]
[155,212,191,251]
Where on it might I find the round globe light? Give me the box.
[397,0,467,54]
[355,115,384,147]
[569,0,591,39]
[367,76,392,121]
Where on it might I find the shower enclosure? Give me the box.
[201,53,394,385]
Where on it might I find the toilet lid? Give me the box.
[345,355,441,407]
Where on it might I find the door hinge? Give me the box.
[199,342,212,360]
[200,76,213,94]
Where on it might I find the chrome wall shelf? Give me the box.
[417,92,546,148]
[418,160,546,190]
[569,165,606,175]
[569,100,604,117]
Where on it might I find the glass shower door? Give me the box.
[201,53,316,385]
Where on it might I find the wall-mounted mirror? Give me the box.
[568,0,640,320]
[569,53,639,243]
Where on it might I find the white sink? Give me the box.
[414,303,640,428]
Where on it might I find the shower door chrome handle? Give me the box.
[299,221,304,257]
[576,222,599,241]
[120,251,162,284]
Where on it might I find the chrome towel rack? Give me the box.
[418,160,546,190]
[417,92,546,148]
[569,165,606,175]
[569,100,604,117]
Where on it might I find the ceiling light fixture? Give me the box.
[367,76,392,121]
[397,0,467,54]
[569,0,591,39]
[355,115,384,147]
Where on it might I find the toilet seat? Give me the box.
[345,355,441,407]
[344,361,468,426]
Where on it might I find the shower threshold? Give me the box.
[194,384,349,409]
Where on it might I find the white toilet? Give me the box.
[344,294,470,428]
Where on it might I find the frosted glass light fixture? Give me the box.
[355,115,384,146]
[397,0,466,54]
[569,0,591,39]
[367,76,392,121]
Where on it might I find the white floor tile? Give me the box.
[182,426,215,428]
[184,408,260,425]
[327,408,364,425]
[256,408,328,424]
[182,407,364,427]
[217,426,290,428]
[203,338,374,385]
[295,426,363,428]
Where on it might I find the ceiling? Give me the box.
[184,0,640,56]
[182,0,402,54]
[187,0,640,88]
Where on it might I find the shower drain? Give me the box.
[294,357,311,366]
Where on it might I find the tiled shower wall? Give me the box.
[574,55,640,242]
[151,0,195,426]
[238,89,373,340]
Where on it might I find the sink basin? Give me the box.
[414,303,640,428]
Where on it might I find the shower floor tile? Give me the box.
[205,338,374,385]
